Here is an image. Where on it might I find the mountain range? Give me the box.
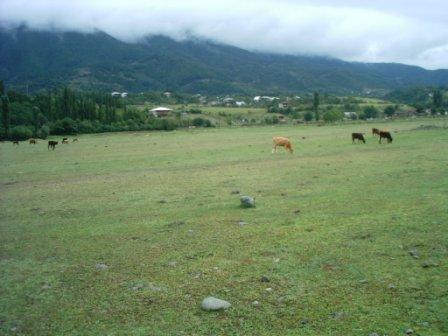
[1,27,448,95]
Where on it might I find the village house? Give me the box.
[150,106,173,117]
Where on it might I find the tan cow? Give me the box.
[272,136,293,154]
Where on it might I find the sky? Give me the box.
[1,0,448,69]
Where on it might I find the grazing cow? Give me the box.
[352,133,366,143]
[62,139,69,144]
[72,138,78,142]
[372,128,381,136]
[379,131,393,143]
[272,136,293,154]
[29,138,37,144]
[48,140,58,150]
[13,141,19,145]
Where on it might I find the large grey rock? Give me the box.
[240,196,255,208]
[201,297,231,311]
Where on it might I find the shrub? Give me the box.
[384,105,396,117]
[10,125,33,140]
[323,110,344,122]
[188,108,202,114]
[78,120,95,133]
[36,125,50,139]
[51,117,78,134]
[363,105,379,119]
[304,112,313,122]
[192,117,213,127]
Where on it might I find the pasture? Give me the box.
[1,119,447,335]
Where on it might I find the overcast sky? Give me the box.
[1,0,448,69]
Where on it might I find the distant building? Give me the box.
[254,96,279,103]
[163,92,172,98]
[222,97,236,106]
[235,101,246,107]
[344,112,358,119]
[150,106,173,117]
[278,102,290,109]
[111,91,128,98]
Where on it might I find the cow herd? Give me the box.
[9,127,393,154]
[273,128,394,153]
[9,137,79,150]
[351,128,393,144]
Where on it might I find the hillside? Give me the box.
[1,27,448,94]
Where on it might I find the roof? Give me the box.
[150,107,173,112]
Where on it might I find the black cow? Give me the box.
[48,140,58,150]
[352,133,366,144]
[379,131,393,143]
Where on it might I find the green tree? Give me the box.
[363,105,379,119]
[433,90,443,108]
[1,94,11,137]
[323,109,344,123]
[313,92,320,120]
[384,105,396,117]
[304,112,313,122]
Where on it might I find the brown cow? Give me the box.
[379,131,393,143]
[372,128,381,136]
[48,140,58,150]
[272,136,293,154]
[352,133,366,143]
[29,138,37,144]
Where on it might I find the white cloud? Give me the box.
[1,0,448,69]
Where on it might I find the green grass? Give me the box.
[1,119,447,335]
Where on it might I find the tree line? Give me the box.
[0,82,185,140]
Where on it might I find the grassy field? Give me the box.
[1,119,447,335]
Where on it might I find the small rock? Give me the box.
[330,311,346,319]
[388,284,396,290]
[168,261,177,267]
[294,209,301,214]
[409,248,419,259]
[231,190,240,195]
[368,333,379,336]
[299,318,309,326]
[158,200,167,204]
[421,321,429,327]
[421,261,439,268]
[201,297,231,311]
[265,287,273,292]
[240,196,255,208]
[237,220,247,226]
[260,276,270,283]
[252,300,260,306]
[41,283,51,290]
[359,279,368,284]
[281,192,287,196]
[405,328,413,335]
[273,258,280,263]
[95,263,108,270]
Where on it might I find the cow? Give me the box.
[13,141,19,145]
[352,133,366,143]
[29,138,37,144]
[272,136,293,154]
[72,138,78,142]
[379,131,393,143]
[372,128,381,136]
[62,139,69,144]
[48,140,58,150]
